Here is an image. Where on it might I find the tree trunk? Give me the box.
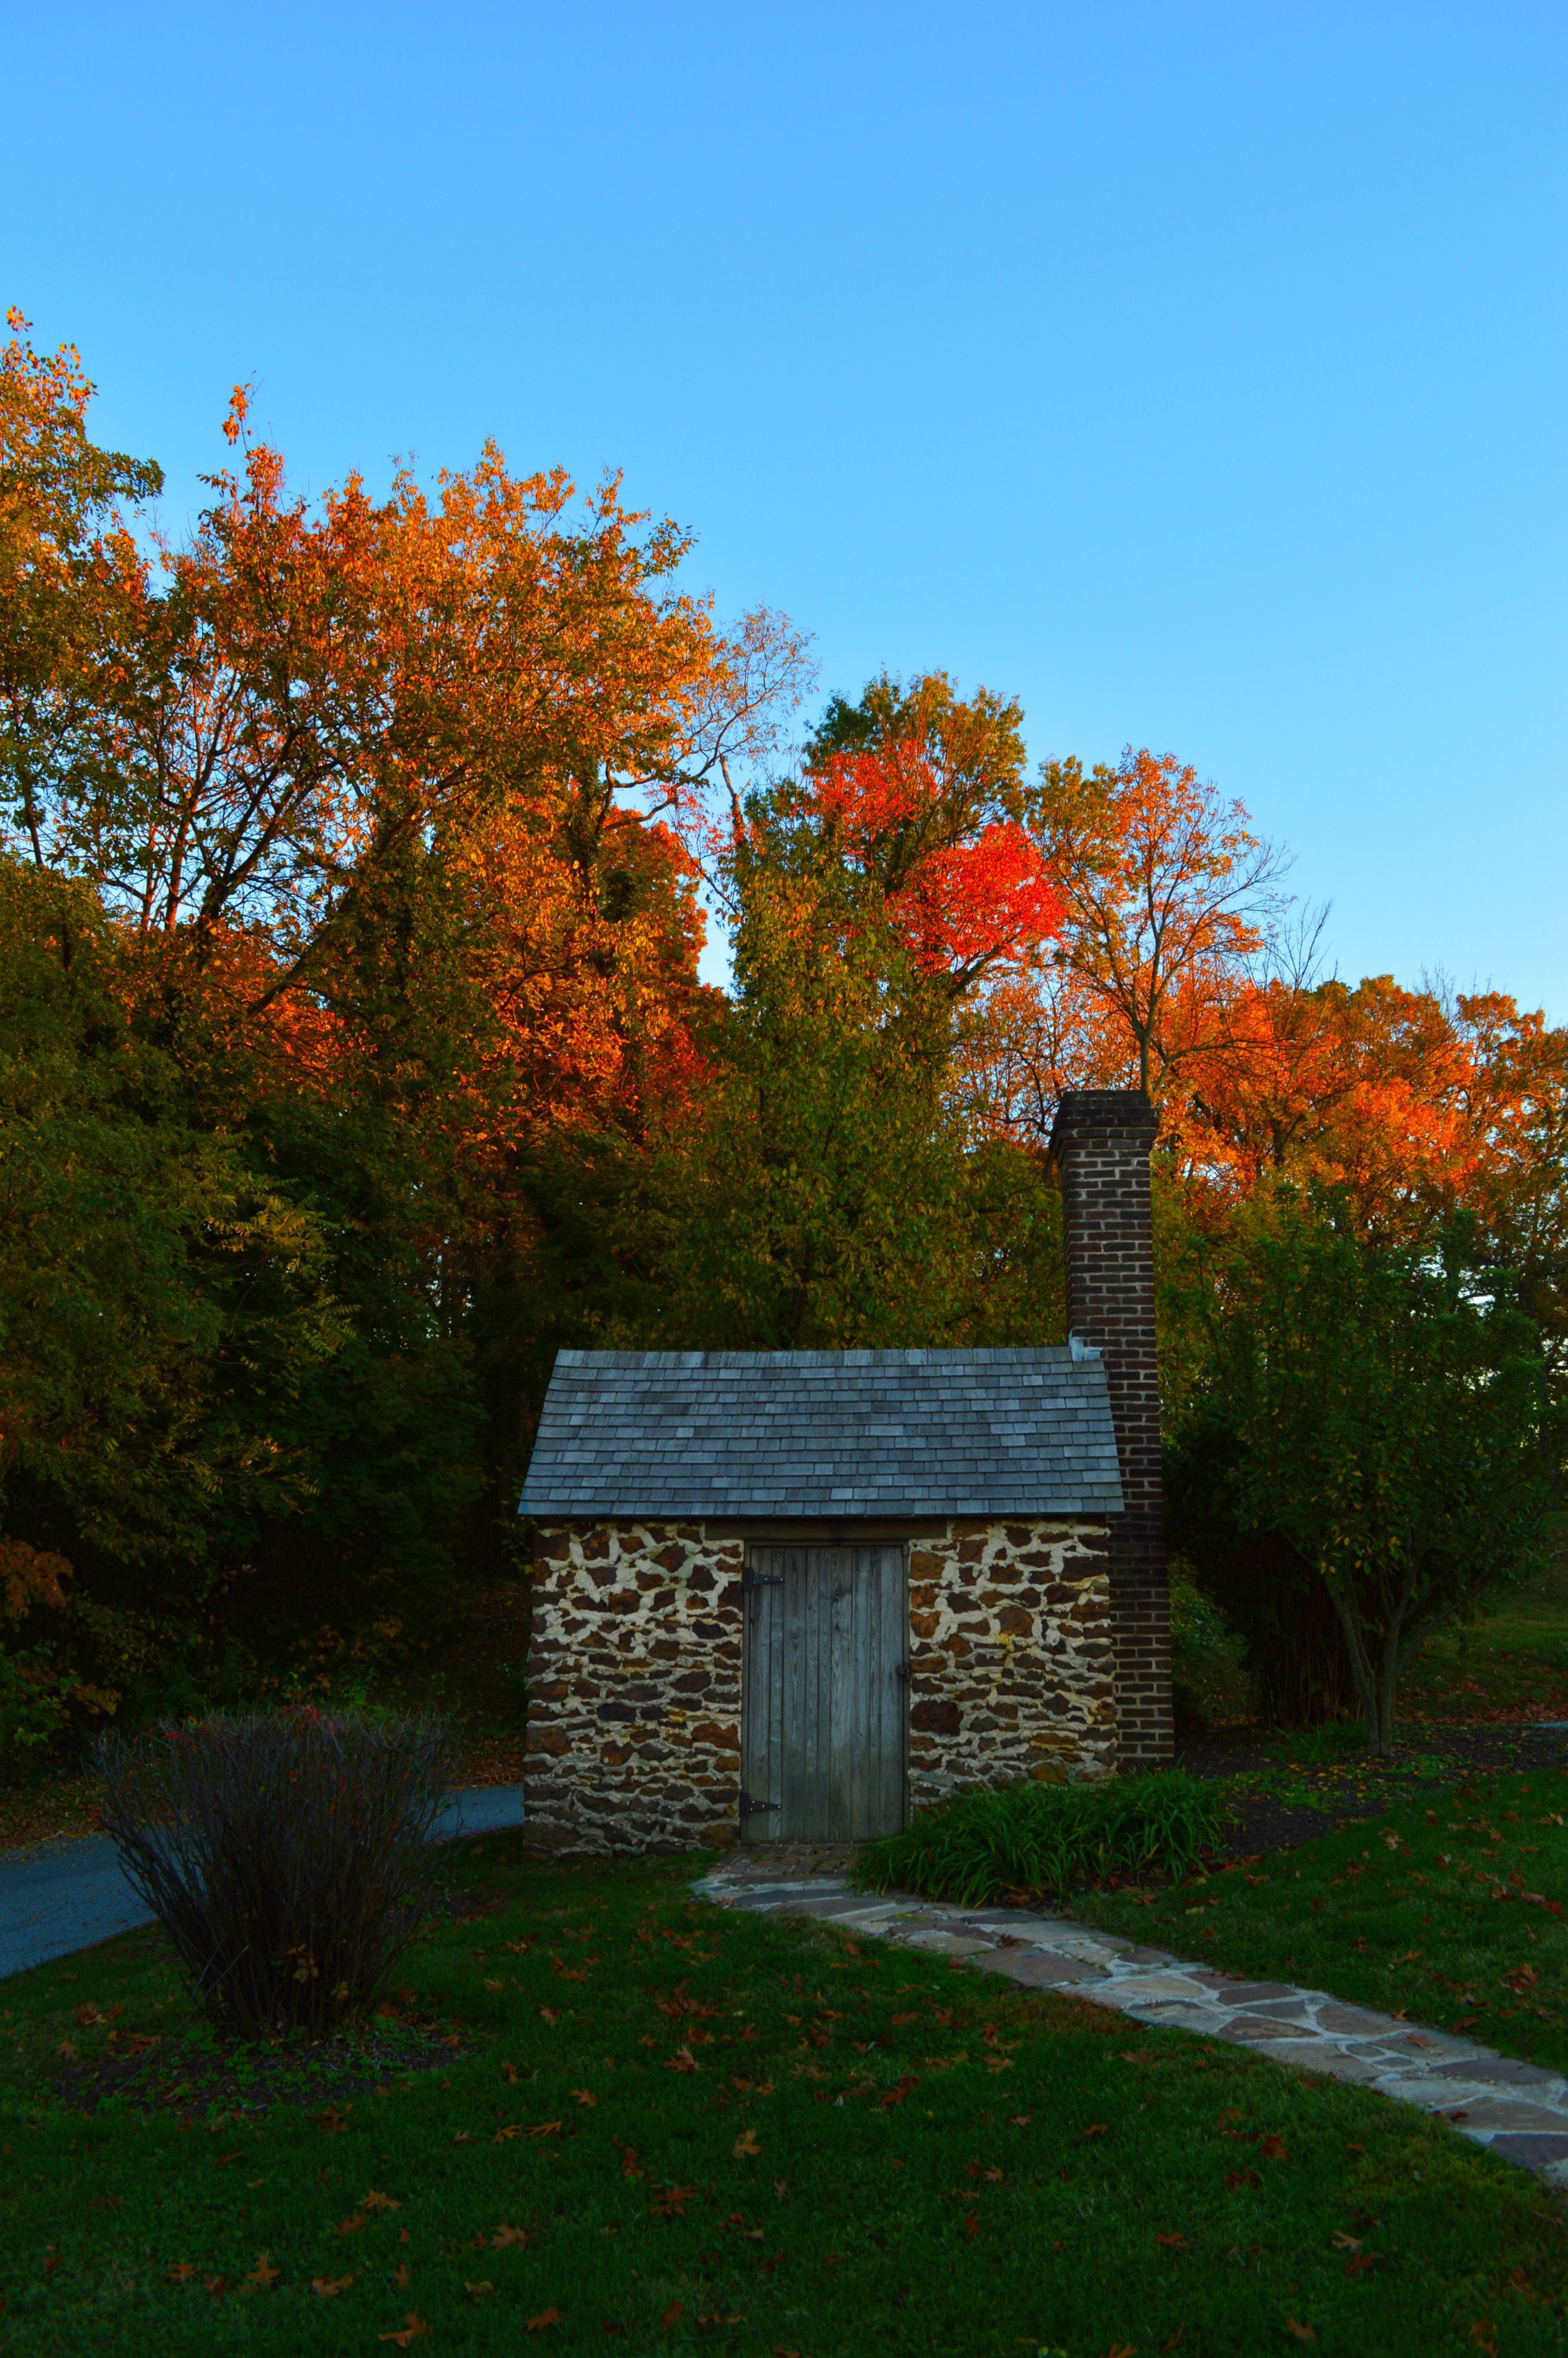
[1321,1573,1388,1757]
[1376,1613,1406,1756]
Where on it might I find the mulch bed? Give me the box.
[54,2015,473,2121]
[1176,1720,1568,1866]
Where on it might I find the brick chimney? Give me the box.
[1049,1090,1173,1767]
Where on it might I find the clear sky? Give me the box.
[4,3,1564,1011]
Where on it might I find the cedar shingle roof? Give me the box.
[519,1347,1124,1521]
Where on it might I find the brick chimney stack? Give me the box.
[1049,1090,1173,1767]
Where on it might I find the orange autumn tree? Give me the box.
[1026,746,1285,1103]
[0,331,813,1693]
[641,675,1069,1350]
[957,745,1282,1145]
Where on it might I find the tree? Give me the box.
[637,677,1067,1349]
[1026,747,1284,1101]
[1167,1189,1554,1754]
[0,310,160,871]
[0,855,354,1692]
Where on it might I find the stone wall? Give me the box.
[906,1519,1117,1806]
[524,1521,744,1855]
[526,1516,1116,1854]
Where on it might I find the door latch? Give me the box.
[742,1569,784,1592]
[738,1791,780,1819]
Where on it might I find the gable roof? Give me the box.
[519,1347,1124,1521]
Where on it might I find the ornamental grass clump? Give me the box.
[95,1707,454,2039]
[852,1770,1229,1908]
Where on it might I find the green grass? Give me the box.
[1078,1767,1568,2077]
[3,1837,1568,2354]
[1407,1555,1568,1725]
[853,1771,1229,1908]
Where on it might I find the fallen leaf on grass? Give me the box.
[165,2262,196,2284]
[1225,2169,1261,2193]
[204,2275,230,2298]
[527,2309,561,2332]
[962,2214,980,2242]
[1285,2322,1317,2345]
[247,2254,281,2289]
[651,2184,701,2219]
[1081,2122,1108,2140]
[662,2302,685,2329]
[1008,2114,1031,2128]
[1157,2232,1188,2250]
[391,2262,411,2288]
[361,2190,400,2213]
[1260,2135,1289,2162]
[466,2280,495,2297]
[734,2128,762,2158]
[314,2108,351,2133]
[1332,2232,1361,2253]
[492,2223,529,2248]
[540,2008,560,2025]
[665,2046,699,2073]
[454,2130,474,2144]
[378,2316,430,2347]
[311,2274,355,2297]
[1345,2253,1380,2277]
[571,2089,597,2107]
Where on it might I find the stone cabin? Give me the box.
[518,1090,1173,1854]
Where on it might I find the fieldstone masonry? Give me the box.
[907,1520,1116,1804]
[528,1516,1120,1854]
[1051,1090,1174,1767]
[695,1859,1568,2186]
[525,1522,745,1854]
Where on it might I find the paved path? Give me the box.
[0,1785,528,1981]
[695,1858,1568,2186]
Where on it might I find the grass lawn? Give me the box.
[1078,1768,1568,2077]
[3,1837,1568,2356]
[1406,1557,1568,1726]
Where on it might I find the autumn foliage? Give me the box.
[0,312,1563,1741]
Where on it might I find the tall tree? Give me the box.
[1167,1189,1554,1754]
[1025,747,1284,1101]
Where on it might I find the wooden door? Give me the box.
[739,1545,907,1842]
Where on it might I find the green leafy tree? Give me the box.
[1166,1188,1554,1754]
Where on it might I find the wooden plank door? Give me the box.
[740,1545,907,1842]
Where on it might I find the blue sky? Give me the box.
[4,3,1564,1010]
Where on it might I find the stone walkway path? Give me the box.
[695,1858,1568,2186]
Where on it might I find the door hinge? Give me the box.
[742,1569,784,1591]
[738,1790,780,1819]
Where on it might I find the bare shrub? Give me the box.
[94,1707,454,2037]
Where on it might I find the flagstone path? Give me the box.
[695,1854,1568,2188]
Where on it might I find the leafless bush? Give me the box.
[95,1707,454,2038]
